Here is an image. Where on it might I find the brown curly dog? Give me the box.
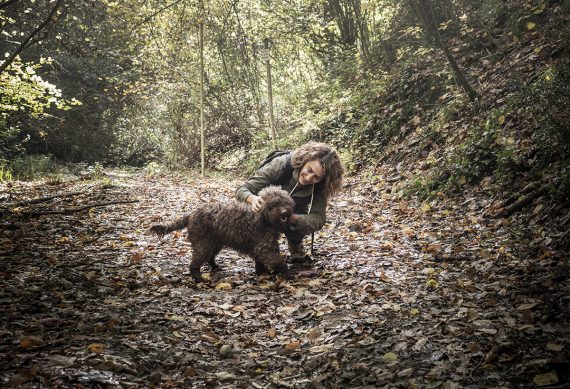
[150,186,295,282]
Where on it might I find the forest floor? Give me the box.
[0,169,568,388]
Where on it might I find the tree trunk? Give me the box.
[406,0,478,101]
[199,19,205,175]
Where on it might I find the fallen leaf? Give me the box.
[545,343,564,351]
[285,340,301,350]
[87,343,105,354]
[426,279,438,288]
[382,352,398,362]
[517,302,539,311]
[307,328,322,340]
[533,371,558,386]
[20,336,45,349]
[215,282,232,290]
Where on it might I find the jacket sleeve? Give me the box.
[235,155,289,202]
[294,190,327,235]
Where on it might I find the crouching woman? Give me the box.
[236,141,344,262]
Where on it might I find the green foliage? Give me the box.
[1,155,56,181]
[0,57,79,159]
[520,63,570,166]
[0,161,13,182]
[404,112,520,199]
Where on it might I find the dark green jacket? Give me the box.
[235,154,327,235]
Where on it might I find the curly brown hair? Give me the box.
[291,141,344,197]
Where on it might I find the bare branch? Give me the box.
[0,0,64,74]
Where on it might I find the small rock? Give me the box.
[219,344,232,358]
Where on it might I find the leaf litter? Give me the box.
[0,169,568,388]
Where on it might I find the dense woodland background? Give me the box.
[0,0,567,172]
[1,0,570,387]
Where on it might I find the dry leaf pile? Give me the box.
[0,170,568,388]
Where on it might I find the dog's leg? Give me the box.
[253,243,289,277]
[189,244,217,283]
[254,259,270,275]
[207,245,222,272]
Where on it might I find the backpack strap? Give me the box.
[275,152,292,186]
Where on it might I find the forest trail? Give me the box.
[1,170,568,388]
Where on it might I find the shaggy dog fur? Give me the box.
[150,186,295,282]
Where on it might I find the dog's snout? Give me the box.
[280,210,290,222]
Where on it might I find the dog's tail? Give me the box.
[149,215,190,237]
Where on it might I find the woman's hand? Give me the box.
[247,195,265,213]
[289,213,299,224]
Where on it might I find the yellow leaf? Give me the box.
[87,343,105,353]
[526,22,536,30]
[534,47,542,54]
[421,202,431,212]
[382,352,398,362]
[410,308,420,316]
[267,328,277,338]
[215,282,232,290]
[498,115,505,125]
[426,279,438,288]
[458,176,467,185]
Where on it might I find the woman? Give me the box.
[236,141,344,262]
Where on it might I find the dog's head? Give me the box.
[258,186,295,228]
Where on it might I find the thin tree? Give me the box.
[199,15,205,176]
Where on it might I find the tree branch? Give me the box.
[11,191,85,206]
[22,199,139,216]
[0,0,64,74]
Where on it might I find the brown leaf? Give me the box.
[20,336,45,349]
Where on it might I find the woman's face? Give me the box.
[299,160,324,186]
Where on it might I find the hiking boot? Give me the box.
[288,241,312,264]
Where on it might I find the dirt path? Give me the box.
[1,170,568,388]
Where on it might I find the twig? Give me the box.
[11,190,85,206]
[23,200,139,215]
[495,185,549,218]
